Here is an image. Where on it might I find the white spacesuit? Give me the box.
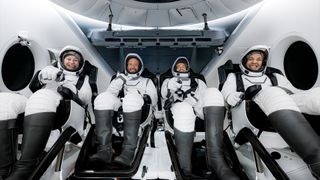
[221,45,320,179]
[5,45,92,180]
[161,57,239,180]
[0,93,27,179]
[89,53,157,168]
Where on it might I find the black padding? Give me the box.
[57,86,85,107]
[143,94,151,105]
[244,85,262,100]
[141,68,157,86]
[29,70,44,93]
[53,100,71,130]
[245,101,275,132]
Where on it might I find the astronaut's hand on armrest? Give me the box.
[57,85,74,99]
[57,85,84,107]
[227,92,244,107]
[143,94,152,105]
[244,85,262,100]
[57,85,75,99]
[61,82,77,94]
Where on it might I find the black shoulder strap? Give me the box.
[235,72,245,92]
[87,62,98,102]
[265,67,283,86]
[183,77,199,99]
[190,77,198,91]
[160,69,173,88]
[266,73,278,86]
[141,68,157,87]
[76,73,86,90]
[189,69,206,84]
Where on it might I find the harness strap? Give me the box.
[235,67,280,92]
[181,78,198,99]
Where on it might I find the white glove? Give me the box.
[38,66,62,84]
[226,92,244,107]
[107,73,127,96]
[112,73,127,89]
[167,78,182,92]
[116,72,128,82]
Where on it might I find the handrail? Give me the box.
[235,127,290,180]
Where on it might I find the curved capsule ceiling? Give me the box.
[49,0,263,27]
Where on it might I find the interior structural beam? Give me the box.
[89,29,226,48]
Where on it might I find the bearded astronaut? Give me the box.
[89,53,157,168]
[161,57,239,180]
[221,45,320,179]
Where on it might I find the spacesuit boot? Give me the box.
[268,110,320,179]
[88,110,114,167]
[0,120,18,179]
[174,128,195,177]
[114,110,141,167]
[204,106,240,180]
[6,112,54,180]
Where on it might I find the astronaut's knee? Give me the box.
[25,89,61,115]
[171,102,196,132]
[258,87,288,99]
[0,93,27,120]
[254,87,299,115]
[122,91,144,113]
[94,91,120,110]
[203,88,224,107]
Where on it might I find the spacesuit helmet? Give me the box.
[58,45,85,75]
[124,53,144,78]
[172,56,190,78]
[239,45,269,77]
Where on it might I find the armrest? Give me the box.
[244,85,262,100]
[57,86,85,108]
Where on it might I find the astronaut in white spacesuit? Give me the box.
[161,57,239,180]
[4,45,92,180]
[88,53,157,168]
[221,45,320,179]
